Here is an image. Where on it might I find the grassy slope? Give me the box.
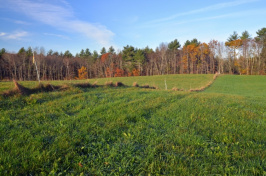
[0,75,265,175]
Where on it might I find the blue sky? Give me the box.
[0,0,265,55]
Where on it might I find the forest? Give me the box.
[0,28,265,81]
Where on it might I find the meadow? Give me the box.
[0,74,265,175]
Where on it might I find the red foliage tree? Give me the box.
[101,53,110,63]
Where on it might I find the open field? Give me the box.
[0,75,265,175]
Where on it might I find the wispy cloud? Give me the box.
[0,17,31,25]
[44,33,70,40]
[0,31,29,40]
[6,0,114,46]
[169,9,266,27]
[14,20,31,25]
[0,32,6,37]
[148,0,259,24]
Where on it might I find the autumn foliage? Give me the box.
[105,67,112,78]
[114,68,124,77]
[132,68,140,76]
[101,53,110,63]
[225,39,243,48]
[76,66,87,79]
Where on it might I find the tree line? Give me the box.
[0,28,265,81]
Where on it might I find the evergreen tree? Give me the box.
[47,49,53,56]
[168,39,181,50]
[85,48,91,57]
[0,48,6,56]
[26,47,33,57]
[100,47,106,55]
[18,47,26,54]
[92,50,99,60]
[241,30,251,40]
[79,49,85,57]
[122,45,136,72]
[64,50,72,58]
[108,46,115,54]
[227,31,239,42]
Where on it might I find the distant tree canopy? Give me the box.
[0,28,265,80]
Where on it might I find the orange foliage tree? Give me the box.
[132,68,140,76]
[182,44,198,74]
[114,68,124,77]
[225,39,243,74]
[105,67,112,78]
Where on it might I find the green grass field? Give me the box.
[0,75,265,175]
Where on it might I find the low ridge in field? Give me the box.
[0,74,213,93]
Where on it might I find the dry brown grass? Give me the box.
[152,85,159,90]
[92,81,98,87]
[172,87,179,91]
[189,73,219,92]
[105,81,114,87]
[59,84,70,90]
[172,87,184,91]
[132,82,139,87]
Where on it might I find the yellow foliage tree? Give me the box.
[76,66,87,79]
